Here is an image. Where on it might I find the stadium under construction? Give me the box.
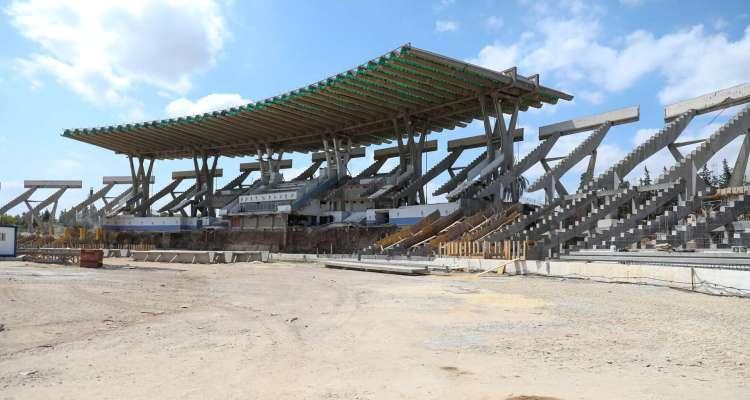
[4,45,750,263]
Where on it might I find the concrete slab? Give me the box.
[324,260,428,275]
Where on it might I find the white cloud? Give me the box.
[713,17,729,31]
[165,93,252,118]
[619,0,644,6]
[578,90,604,104]
[1,181,24,190]
[7,0,227,107]
[484,16,504,31]
[43,152,85,178]
[471,43,519,71]
[433,0,455,11]
[435,20,459,33]
[473,10,750,105]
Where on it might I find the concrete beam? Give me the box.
[171,169,224,179]
[665,82,750,121]
[239,160,293,172]
[446,129,524,151]
[311,147,366,162]
[373,140,438,159]
[23,180,82,189]
[103,176,154,184]
[539,106,639,139]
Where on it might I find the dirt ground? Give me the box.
[0,259,748,400]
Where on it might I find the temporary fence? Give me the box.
[20,242,155,251]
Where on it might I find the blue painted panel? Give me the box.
[102,224,197,233]
[389,217,422,226]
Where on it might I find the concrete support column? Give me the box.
[685,160,698,201]
[580,150,597,191]
[730,130,750,187]
[404,116,418,205]
[128,155,155,217]
[192,153,219,218]
[667,144,684,162]
[393,119,408,174]
[479,94,495,160]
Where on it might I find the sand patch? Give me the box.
[376,283,546,309]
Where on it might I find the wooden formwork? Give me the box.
[376,210,440,249]
[438,240,528,260]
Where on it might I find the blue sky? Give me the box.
[1,0,750,214]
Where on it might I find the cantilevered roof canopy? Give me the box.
[63,45,572,159]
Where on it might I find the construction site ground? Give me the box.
[0,259,748,400]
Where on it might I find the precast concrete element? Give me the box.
[292,161,323,181]
[372,140,438,159]
[240,160,293,172]
[656,105,750,198]
[477,134,559,198]
[538,106,639,140]
[586,111,696,191]
[324,260,428,275]
[660,193,750,248]
[355,158,388,179]
[665,82,750,121]
[445,130,524,151]
[549,186,640,247]
[152,168,224,217]
[528,122,612,194]
[0,188,37,215]
[447,150,506,200]
[62,176,150,224]
[102,176,154,184]
[585,180,685,249]
[390,149,463,202]
[367,166,414,200]
[131,250,266,264]
[484,199,562,242]
[22,180,83,189]
[433,150,489,196]
[0,180,82,232]
[311,147,366,162]
[171,169,224,179]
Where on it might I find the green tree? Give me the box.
[699,164,715,186]
[504,175,528,202]
[719,158,733,188]
[641,166,651,186]
[0,214,19,225]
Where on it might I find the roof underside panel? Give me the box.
[63,45,572,159]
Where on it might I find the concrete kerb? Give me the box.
[269,254,750,297]
[504,259,750,297]
[103,249,131,258]
[131,250,268,264]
